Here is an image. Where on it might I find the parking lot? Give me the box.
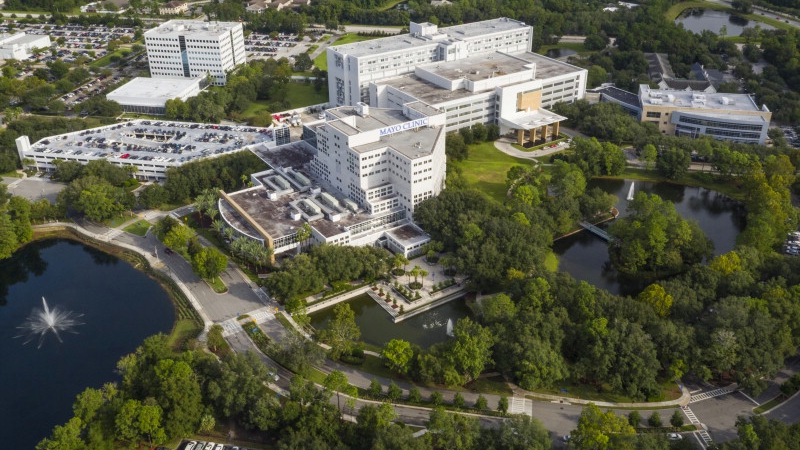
[182,440,253,450]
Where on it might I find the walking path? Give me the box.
[33,212,775,444]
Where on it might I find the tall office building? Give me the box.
[144,20,246,86]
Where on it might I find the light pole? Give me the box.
[154,246,159,265]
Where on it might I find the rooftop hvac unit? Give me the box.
[720,96,735,105]
[289,210,302,220]
[649,91,663,98]
[292,171,311,186]
[665,94,675,103]
[301,199,321,215]
[692,93,706,101]
[649,98,663,105]
[320,192,337,206]
[341,198,359,213]
[272,176,290,190]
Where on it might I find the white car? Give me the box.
[668,433,683,441]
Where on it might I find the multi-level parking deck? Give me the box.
[16,120,286,181]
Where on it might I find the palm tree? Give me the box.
[223,226,235,243]
[295,223,312,255]
[410,265,421,284]
[212,219,225,236]
[420,269,428,285]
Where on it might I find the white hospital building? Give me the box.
[144,20,246,86]
[327,19,587,144]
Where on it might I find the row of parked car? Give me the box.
[785,231,800,255]
[184,441,245,450]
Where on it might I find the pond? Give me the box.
[553,179,746,296]
[676,9,773,35]
[309,293,470,349]
[545,48,578,59]
[0,239,175,449]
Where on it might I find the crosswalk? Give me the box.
[682,406,713,447]
[509,397,531,416]
[689,387,735,403]
[218,307,275,337]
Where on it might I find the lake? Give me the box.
[545,48,578,59]
[0,239,175,449]
[676,9,773,35]
[553,179,746,296]
[309,293,469,349]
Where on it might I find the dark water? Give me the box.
[553,180,746,296]
[0,239,175,449]
[546,48,578,58]
[309,293,469,349]
[676,9,774,35]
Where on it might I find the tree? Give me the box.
[453,392,465,409]
[207,324,225,353]
[627,411,641,428]
[498,396,509,413]
[571,403,636,450]
[323,370,357,415]
[36,417,85,450]
[369,378,383,399]
[657,148,691,179]
[670,410,684,428]
[198,413,215,434]
[640,144,657,171]
[637,284,674,317]
[444,317,494,385]
[608,192,713,275]
[381,339,413,375]
[648,412,662,428]
[427,406,481,450]
[192,246,228,280]
[497,415,551,450]
[318,303,360,360]
[408,387,422,403]
[387,382,402,402]
[475,394,488,410]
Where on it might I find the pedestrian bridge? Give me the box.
[579,221,611,242]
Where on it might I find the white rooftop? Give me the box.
[144,20,241,38]
[639,85,763,112]
[331,17,530,57]
[107,77,203,107]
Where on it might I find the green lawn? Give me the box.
[314,33,385,70]
[206,276,228,294]
[454,141,535,203]
[285,82,329,108]
[166,318,203,349]
[123,219,151,236]
[754,396,784,414]
[89,49,128,68]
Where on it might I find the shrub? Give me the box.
[453,392,465,409]
[368,378,383,399]
[628,411,641,428]
[475,394,488,410]
[670,410,684,428]
[408,387,422,403]
[388,382,402,402]
[430,391,443,405]
[498,396,509,413]
[648,412,662,428]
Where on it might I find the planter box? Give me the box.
[391,305,398,309]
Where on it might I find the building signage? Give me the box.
[377,118,429,136]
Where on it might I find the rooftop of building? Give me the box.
[250,141,316,169]
[330,18,530,57]
[639,85,763,112]
[377,52,584,105]
[0,32,49,46]
[144,20,241,38]
[324,104,441,137]
[353,125,443,158]
[594,85,642,108]
[660,78,715,92]
[106,76,203,103]
[386,223,429,244]
[26,119,277,164]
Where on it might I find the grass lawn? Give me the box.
[206,276,228,293]
[89,49,127,68]
[664,1,727,20]
[465,375,514,396]
[314,33,385,70]
[0,170,22,178]
[306,44,319,54]
[454,141,535,203]
[123,219,151,236]
[754,396,784,414]
[285,82,329,108]
[166,318,203,349]
[377,0,407,11]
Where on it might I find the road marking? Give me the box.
[738,391,760,406]
[692,432,708,449]
[689,387,735,403]
[682,405,700,425]
[509,397,531,416]
[219,317,242,337]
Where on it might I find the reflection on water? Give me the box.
[545,48,578,58]
[676,9,773,35]
[310,293,469,348]
[553,180,746,296]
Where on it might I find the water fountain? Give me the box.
[16,297,84,348]
[627,182,635,201]
[446,318,454,337]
